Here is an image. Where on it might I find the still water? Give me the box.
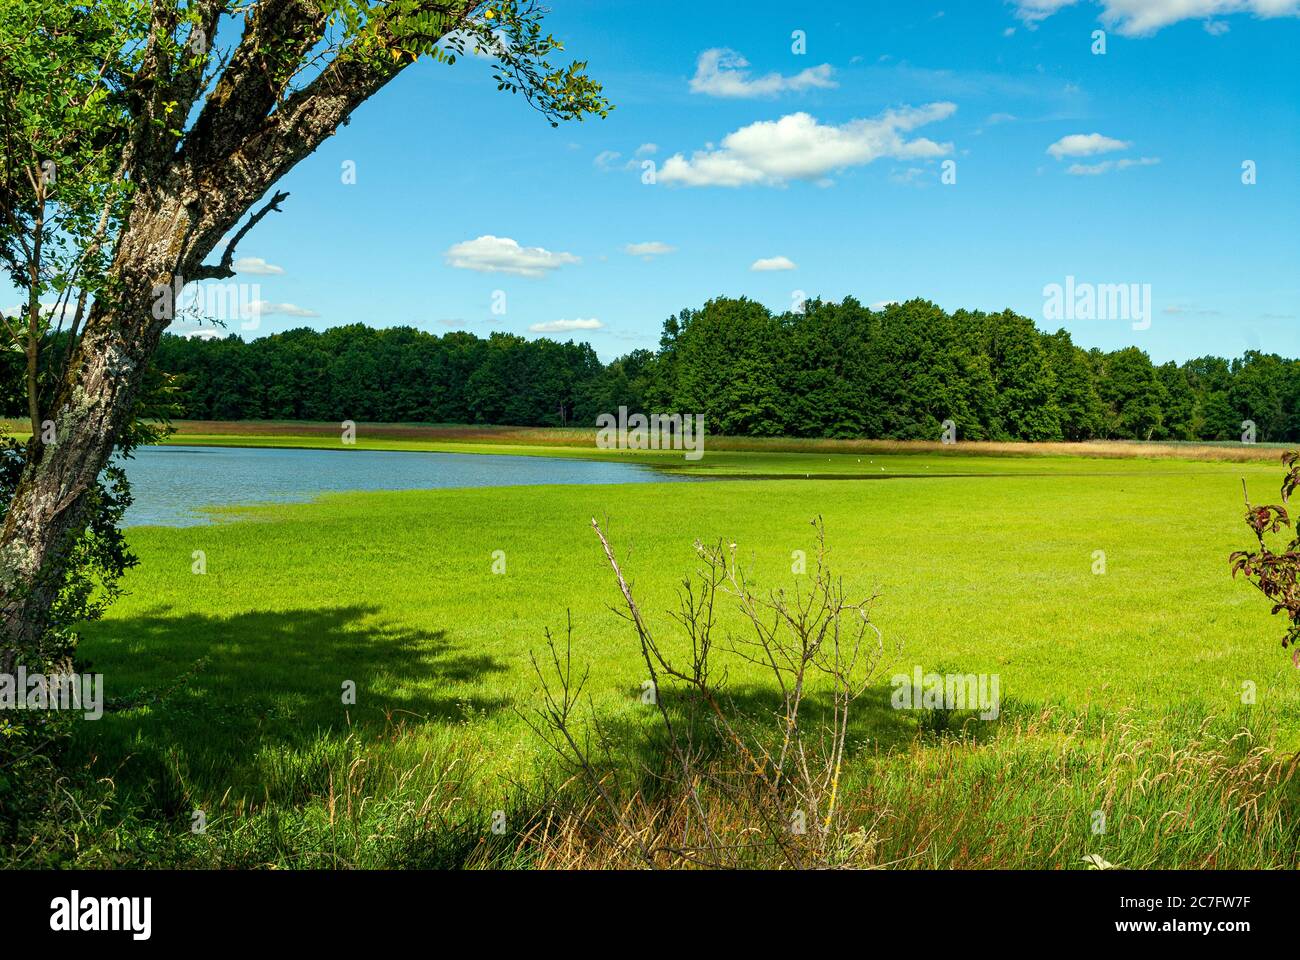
[118,445,685,527]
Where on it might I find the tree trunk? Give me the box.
[0,184,196,669]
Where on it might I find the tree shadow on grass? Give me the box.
[72,605,509,809]
[564,676,1023,792]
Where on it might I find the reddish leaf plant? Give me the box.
[1231,451,1300,666]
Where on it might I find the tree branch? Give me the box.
[180,0,328,173]
[190,189,289,281]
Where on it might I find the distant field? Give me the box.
[56,432,1300,869]
[3,417,1287,467]
[160,419,1293,465]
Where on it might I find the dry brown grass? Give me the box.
[3,416,1280,462]
[479,766,887,870]
[695,436,1283,463]
[483,707,1300,870]
[119,419,1289,463]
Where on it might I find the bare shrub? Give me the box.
[521,517,897,868]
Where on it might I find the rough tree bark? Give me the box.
[0,0,477,669]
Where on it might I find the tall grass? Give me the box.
[14,701,1295,869]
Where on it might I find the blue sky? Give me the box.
[33,1,1300,362]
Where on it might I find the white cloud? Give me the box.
[1047,132,1158,174]
[244,300,319,318]
[1013,0,1080,26]
[1067,156,1161,174]
[444,235,580,278]
[890,167,930,185]
[658,105,956,188]
[233,257,284,276]
[624,241,676,258]
[750,256,797,272]
[1012,0,1299,36]
[1163,304,1222,316]
[974,112,1018,136]
[1047,132,1131,158]
[635,143,658,157]
[593,150,622,171]
[529,318,604,333]
[690,48,838,98]
[1,302,78,324]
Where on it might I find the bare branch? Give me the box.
[191,189,289,281]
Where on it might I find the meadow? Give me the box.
[25,423,1296,869]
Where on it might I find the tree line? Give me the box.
[136,297,1296,442]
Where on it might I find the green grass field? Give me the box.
[53,428,1300,869]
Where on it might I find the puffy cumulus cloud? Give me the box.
[750,256,797,272]
[658,105,957,188]
[233,257,284,276]
[444,235,580,278]
[1012,0,1299,35]
[1046,132,1159,174]
[528,318,604,333]
[1105,0,1299,34]
[1047,132,1131,158]
[243,300,319,318]
[690,48,838,98]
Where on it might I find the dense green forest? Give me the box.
[127,297,1300,441]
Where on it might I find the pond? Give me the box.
[117,445,686,527]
